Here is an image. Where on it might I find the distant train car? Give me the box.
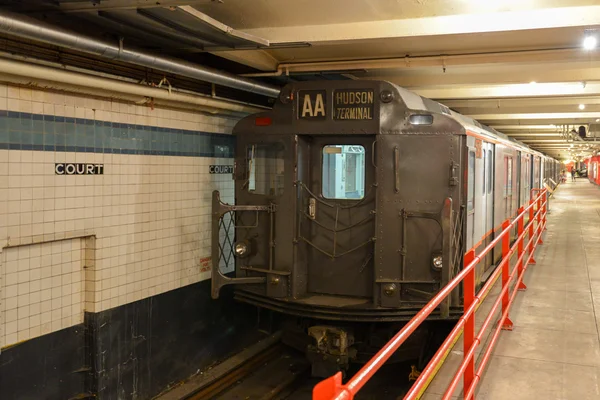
[210,80,560,376]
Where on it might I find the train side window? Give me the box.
[487,150,493,193]
[468,151,475,211]
[246,142,285,196]
[322,145,365,199]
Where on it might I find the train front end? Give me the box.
[211,80,465,376]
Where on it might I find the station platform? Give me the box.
[423,180,600,399]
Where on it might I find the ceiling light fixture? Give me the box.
[584,34,598,50]
[529,81,536,85]
[579,104,586,110]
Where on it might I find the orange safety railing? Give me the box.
[313,188,548,400]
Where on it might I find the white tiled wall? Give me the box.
[0,84,238,348]
[1,238,84,347]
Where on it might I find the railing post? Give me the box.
[528,199,536,265]
[536,195,544,245]
[543,191,548,230]
[501,220,514,330]
[463,249,476,400]
[517,208,527,291]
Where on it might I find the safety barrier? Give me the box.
[313,188,548,400]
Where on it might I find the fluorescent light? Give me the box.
[579,104,586,110]
[596,119,599,122]
[529,81,536,85]
[584,35,598,50]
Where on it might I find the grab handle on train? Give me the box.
[371,139,377,168]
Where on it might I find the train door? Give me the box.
[302,135,376,297]
[532,155,540,189]
[520,153,530,206]
[481,143,494,241]
[481,143,494,276]
[466,145,476,251]
[503,154,514,219]
[540,157,545,187]
[516,152,521,209]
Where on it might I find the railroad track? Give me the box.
[156,332,311,400]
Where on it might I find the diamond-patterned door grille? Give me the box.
[218,211,235,274]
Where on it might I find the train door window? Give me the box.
[468,151,475,212]
[534,159,539,187]
[322,145,365,199]
[504,156,513,198]
[487,149,493,194]
[482,151,486,195]
[246,142,285,196]
[504,156,513,216]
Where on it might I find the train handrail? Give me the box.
[313,188,549,400]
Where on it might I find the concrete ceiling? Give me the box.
[192,0,600,160]
[6,0,600,160]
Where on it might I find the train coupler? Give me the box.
[306,326,357,378]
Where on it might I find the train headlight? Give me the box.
[432,255,443,270]
[234,241,250,258]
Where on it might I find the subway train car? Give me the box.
[210,80,560,376]
[587,155,600,184]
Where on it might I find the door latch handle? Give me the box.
[308,198,316,219]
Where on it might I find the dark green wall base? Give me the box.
[0,280,259,400]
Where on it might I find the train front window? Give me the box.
[246,143,285,196]
[322,145,365,200]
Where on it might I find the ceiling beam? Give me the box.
[177,6,270,46]
[57,0,215,12]
[275,48,600,75]
[457,105,600,116]
[211,49,278,71]
[517,139,571,143]
[504,133,563,136]
[241,5,600,43]
[491,125,561,130]
[469,112,600,120]
[365,63,600,87]
[414,82,600,100]
[443,97,600,109]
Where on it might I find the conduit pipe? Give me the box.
[0,57,265,116]
[0,10,281,98]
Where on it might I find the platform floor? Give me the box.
[423,179,600,400]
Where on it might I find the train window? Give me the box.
[409,114,433,125]
[322,145,365,199]
[468,151,475,212]
[504,156,513,198]
[483,151,486,195]
[487,150,493,193]
[246,143,285,196]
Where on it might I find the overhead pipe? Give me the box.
[0,57,265,116]
[0,10,281,98]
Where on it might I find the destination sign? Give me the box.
[333,89,374,120]
[298,90,327,120]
